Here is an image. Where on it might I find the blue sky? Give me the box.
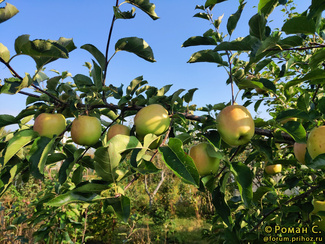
[0,0,311,121]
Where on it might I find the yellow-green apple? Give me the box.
[265,163,282,175]
[312,199,325,231]
[307,126,325,159]
[106,124,130,141]
[293,142,307,164]
[280,117,297,125]
[216,105,255,146]
[71,116,102,146]
[134,104,170,137]
[189,142,220,176]
[33,113,66,138]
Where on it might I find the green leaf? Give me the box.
[282,16,316,35]
[107,195,131,223]
[227,2,246,35]
[0,158,24,197]
[202,130,221,149]
[113,6,136,19]
[125,0,159,20]
[14,35,76,69]
[46,76,61,91]
[0,43,10,62]
[27,137,56,178]
[251,139,273,162]
[253,186,273,203]
[182,36,217,47]
[183,88,198,103]
[281,121,307,143]
[187,49,228,66]
[249,14,267,40]
[193,12,210,21]
[171,89,185,107]
[126,76,148,96]
[46,192,97,207]
[81,44,106,70]
[212,185,232,227]
[258,0,278,18]
[230,162,253,207]
[4,130,38,165]
[0,3,19,23]
[115,37,156,62]
[276,109,309,121]
[307,154,325,170]
[205,0,227,10]
[73,74,94,91]
[310,49,325,69]
[158,138,200,187]
[285,69,325,88]
[214,35,259,51]
[91,60,103,91]
[0,114,17,127]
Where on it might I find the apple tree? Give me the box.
[1,0,325,242]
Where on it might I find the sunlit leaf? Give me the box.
[187,49,228,66]
[81,44,106,70]
[115,37,156,62]
[258,0,278,18]
[125,0,159,20]
[0,3,19,23]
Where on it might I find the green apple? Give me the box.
[293,142,307,164]
[265,163,282,175]
[33,113,66,138]
[107,124,130,141]
[189,142,220,176]
[71,116,102,146]
[312,200,325,231]
[134,104,170,137]
[216,105,255,146]
[307,126,325,159]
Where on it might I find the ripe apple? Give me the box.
[134,104,170,137]
[106,124,130,141]
[307,126,325,159]
[71,116,102,146]
[33,113,66,138]
[293,142,307,164]
[189,142,220,176]
[265,163,282,175]
[216,105,255,146]
[312,200,325,231]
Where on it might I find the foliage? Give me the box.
[2,0,325,243]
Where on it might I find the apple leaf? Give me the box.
[182,36,217,47]
[230,162,253,208]
[214,35,259,51]
[276,109,309,122]
[212,184,233,227]
[125,0,159,20]
[0,114,17,127]
[81,44,106,70]
[0,3,19,23]
[258,0,278,19]
[27,137,56,179]
[159,138,200,187]
[282,16,316,35]
[106,195,131,223]
[115,37,156,62]
[281,121,307,143]
[4,130,39,165]
[227,2,246,35]
[113,6,136,20]
[187,49,228,66]
[46,192,98,207]
[0,157,25,198]
[253,186,274,203]
[126,76,148,97]
[0,43,10,62]
[249,14,267,40]
[307,154,325,170]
